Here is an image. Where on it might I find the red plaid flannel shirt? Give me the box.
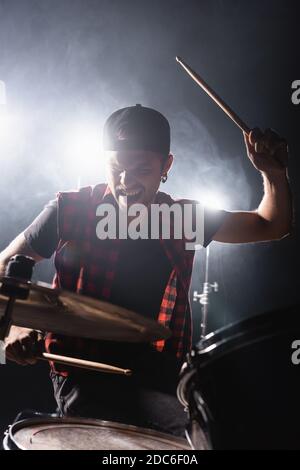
[45,184,196,375]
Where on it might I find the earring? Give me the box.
[161,174,168,183]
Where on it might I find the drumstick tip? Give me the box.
[175,55,181,63]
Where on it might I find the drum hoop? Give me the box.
[177,367,197,407]
[194,309,300,369]
[198,305,299,351]
[6,416,190,450]
[196,329,287,369]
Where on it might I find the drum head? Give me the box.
[4,416,191,450]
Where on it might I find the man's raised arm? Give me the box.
[212,128,293,244]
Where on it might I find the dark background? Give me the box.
[0,0,299,436]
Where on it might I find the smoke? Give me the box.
[166,109,252,211]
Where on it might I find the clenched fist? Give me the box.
[4,326,44,366]
[244,128,288,175]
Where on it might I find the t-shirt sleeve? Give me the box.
[23,199,59,258]
[203,207,229,247]
[177,198,229,250]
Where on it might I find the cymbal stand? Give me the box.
[193,245,218,339]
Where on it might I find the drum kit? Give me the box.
[1,255,300,449]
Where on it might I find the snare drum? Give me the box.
[3,416,191,450]
[178,305,300,449]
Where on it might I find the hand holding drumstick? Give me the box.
[176,56,288,175]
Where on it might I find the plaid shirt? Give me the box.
[46,184,196,375]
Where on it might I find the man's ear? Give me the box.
[162,153,174,174]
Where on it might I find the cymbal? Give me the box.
[0,278,171,343]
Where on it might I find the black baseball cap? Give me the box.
[102,104,170,156]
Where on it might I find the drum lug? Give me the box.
[4,425,11,437]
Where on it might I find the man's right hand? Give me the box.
[4,326,43,365]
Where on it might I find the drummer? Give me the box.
[0,105,292,437]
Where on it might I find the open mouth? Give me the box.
[117,188,143,203]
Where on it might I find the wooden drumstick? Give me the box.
[38,352,132,376]
[176,56,251,136]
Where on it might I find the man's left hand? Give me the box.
[244,128,288,175]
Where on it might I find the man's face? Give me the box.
[105,150,172,209]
